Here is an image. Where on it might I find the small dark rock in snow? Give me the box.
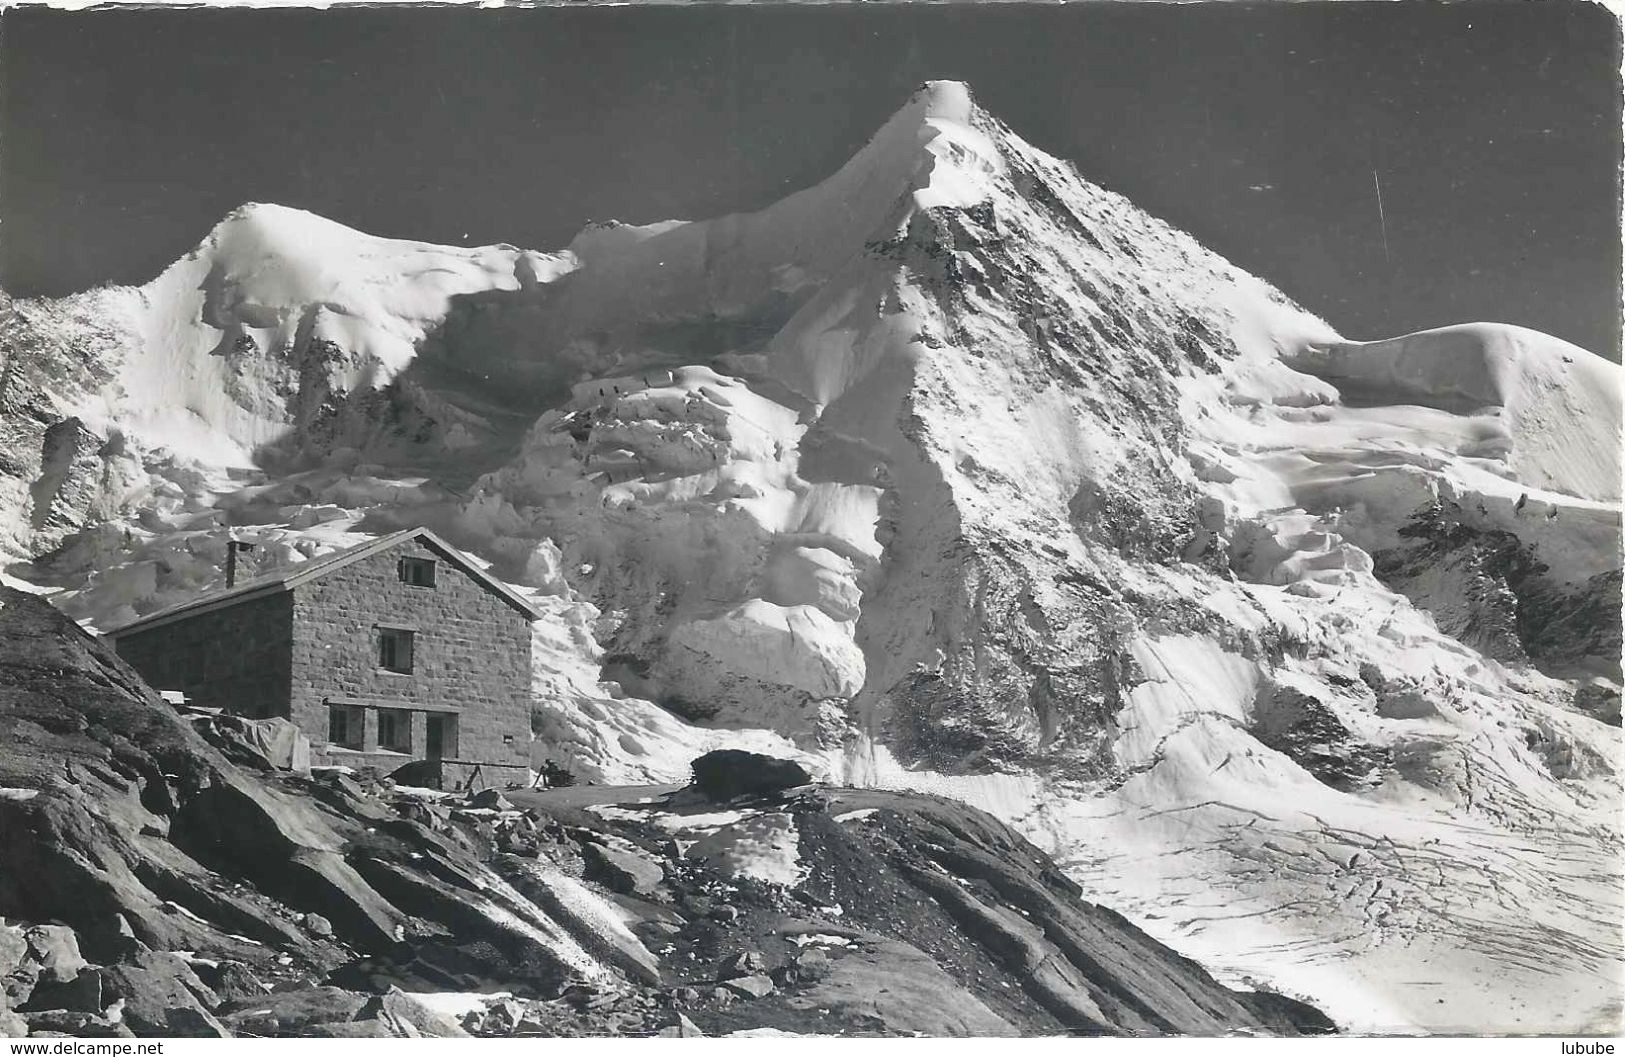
[691,750,813,801]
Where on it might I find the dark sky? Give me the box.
[3,2,1620,357]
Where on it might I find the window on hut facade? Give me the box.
[377,708,412,753]
[378,627,415,674]
[399,557,437,588]
[327,704,364,750]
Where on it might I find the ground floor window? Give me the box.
[377,708,412,753]
[327,704,364,750]
[426,713,459,760]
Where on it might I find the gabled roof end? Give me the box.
[105,526,542,638]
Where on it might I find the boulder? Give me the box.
[18,967,101,1013]
[0,925,30,1002]
[393,798,451,831]
[482,997,526,1033]
[0,924,27,978]
[581,840,665,898]
[21,1008,133,1038]
[0,981,27,1038]
[792,947,832,981]
[721,974,775,999]
[194,960,269,1005]
[467,789,514,812]
[689,751,813,801]
[161,1006,234,1037]
[497,825,540,858]
[353,988,470,1038]
[24,926,87,984]
[219,986,371,1036]
[99,949,227,1037]
[387,760,444,790]
[720,951,767,978]
[656,1012,705,1037]
[313,769,371,800]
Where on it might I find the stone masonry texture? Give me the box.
[288,539,532,773]
[113,591,294,720]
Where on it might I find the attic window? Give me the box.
[378,627,415,674]
[399,557,437,588]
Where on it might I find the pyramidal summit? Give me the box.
[0,80,1618,1038]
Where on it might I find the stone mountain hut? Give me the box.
[106,527,538,784]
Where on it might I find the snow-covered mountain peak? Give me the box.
[843,78,1004,206]
[1287,322,1622,502]
[47,203,572,473]
[165,200,560,358]
[197,199,357,250]
[913,77,977,114]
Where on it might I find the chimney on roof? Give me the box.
[225,538,256,588]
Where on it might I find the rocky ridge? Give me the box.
[0,586,1328,1037]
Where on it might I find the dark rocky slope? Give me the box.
[0,587,1329,1037]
